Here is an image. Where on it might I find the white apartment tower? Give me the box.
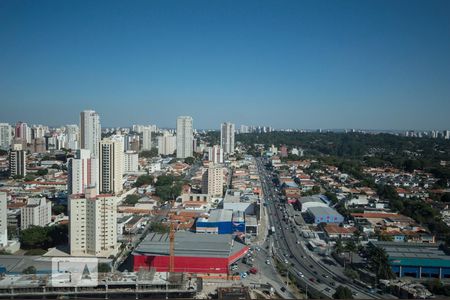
[67,149,99,195]
[0,123,11,150]
[123,150,139,173]
[142,126,152,150]
[202,164,224,197]
[157,131,176,155]
[69,187,117,257]
[220,122,235,154]
[208,145,224,164]
[65,124,79,150]
[80,110,101,158]
[99,139,123,194]
[0,192,7,247]
[176,116,193,159]
[21,197,52,230]
[9,144,26,177]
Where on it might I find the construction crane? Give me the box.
[169,222,175,273]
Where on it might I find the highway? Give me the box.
[256,157,381,299]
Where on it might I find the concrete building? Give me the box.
[298,195,328,213]
[0,123,11,150]
[67,149,99,195]
[0,193,7,247]
[142,127,152,151]
[176,116,193,159]
[80,110,101,158]
[21,197,52,230]
[220,122,235,154]
[208,145,223,164]
[157,131,176,156]
[196,209,234,234]
[123,150,139,173]
[307,206,344,224]
[15,122,30,143]
[202,164,224,197]
[99,139,123,194]
[9,144,26,177]
[133,231,248,274]
[69,187,117,257]
[65,125,79,150]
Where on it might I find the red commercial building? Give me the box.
[133,231,248,275]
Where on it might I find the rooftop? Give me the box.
[133,231,246,258]
[308,206,342,216]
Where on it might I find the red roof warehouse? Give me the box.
[133,231,248,275]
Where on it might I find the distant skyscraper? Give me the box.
[157,131,176,155]
[142,126,152,151]
[67,149,99,195]
[0,192,7,247]
[208,145,223,164]
[80,110,101,158]
[202,164,224,197]
[69,187,117,257]
[9,144,26,177]
[176,116,193,159]
[220,122,235,154]
[65,124,79,150]
[99,139,123,194]
[0,123,11,150]
[15,122,29,143]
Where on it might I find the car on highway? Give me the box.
[265,259,270,265]
[249,267,258,274]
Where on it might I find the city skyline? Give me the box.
[1,0,449,130]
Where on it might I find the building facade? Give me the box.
[202,164,224,197]
[21,197,52,230]
[69,188,117,257]
[157,131,176,155]
[123,150,139,173]
[0,192,7,247]
[99,139,123,194]
[176,116,193,159]
[208,145,223,164]
[0,123,11,150]
[67,149,99,195]
[220,122,235,154]
[141,127,152,151]
[80,110,101,158]
[9,144,26,177]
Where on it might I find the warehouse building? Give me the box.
[196,209,233,234]
[371,241,450,279]
[306,206,344,224]
[298,195,328,213]
[132,231,248,275]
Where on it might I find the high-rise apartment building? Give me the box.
[65,124,79,150]
[0,123,11,150]
[9,144,26,177]
[157,131,176,155]
[99,139,123,194]
[69,187,117,257]
[176,116,193,159]
[67,149,99,195]
[123,150,139,173]
[220,122,235,154]
[21,197,52,230]
[208,145,223,164]
[142,127,152,151]
[201,164,224,197]
[80,110,101,158]
[15,122,30,143]
[0,192,7,247]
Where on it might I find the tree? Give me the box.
[52,204,67,215]
[367,244,395,280]
[334,237,344,255]
[36,169,48,176]
[139,148,158,158]
[345,239,357,264]
[22,266,37,274]
[124,194,140,205]
[51,164,60,170]
[184,157,195,165]
[134,175,154,187]
[19,226,49,249]
[333,285,353,299]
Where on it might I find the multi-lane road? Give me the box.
[256,157,382,299]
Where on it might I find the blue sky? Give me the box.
[0,0,449,130]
